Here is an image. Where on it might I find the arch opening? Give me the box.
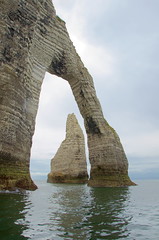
[30,72,90,182]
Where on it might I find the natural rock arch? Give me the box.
[0,0,135,190]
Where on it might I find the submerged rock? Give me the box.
[48,114,88,183]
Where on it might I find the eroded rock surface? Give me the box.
[48,114,88,183]
[0,0,135,190]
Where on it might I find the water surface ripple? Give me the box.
[0,180,159,239]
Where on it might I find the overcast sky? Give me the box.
[30,0,159,180]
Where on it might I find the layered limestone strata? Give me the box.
[0,0,135,190]
[48,114,88,183]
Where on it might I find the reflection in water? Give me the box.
[0,193,27,240]
[21,182,131,239]
[52,185,130,239]
[1,180,159,239]
[84,187,130,239]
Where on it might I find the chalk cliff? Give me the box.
[0,0,135,190]
[47,114,88,183]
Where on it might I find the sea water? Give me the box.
[0,180,159,240]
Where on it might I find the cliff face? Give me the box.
[0,0,135,190]
[47,114,88,183]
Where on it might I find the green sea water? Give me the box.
[0,180,159,240]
